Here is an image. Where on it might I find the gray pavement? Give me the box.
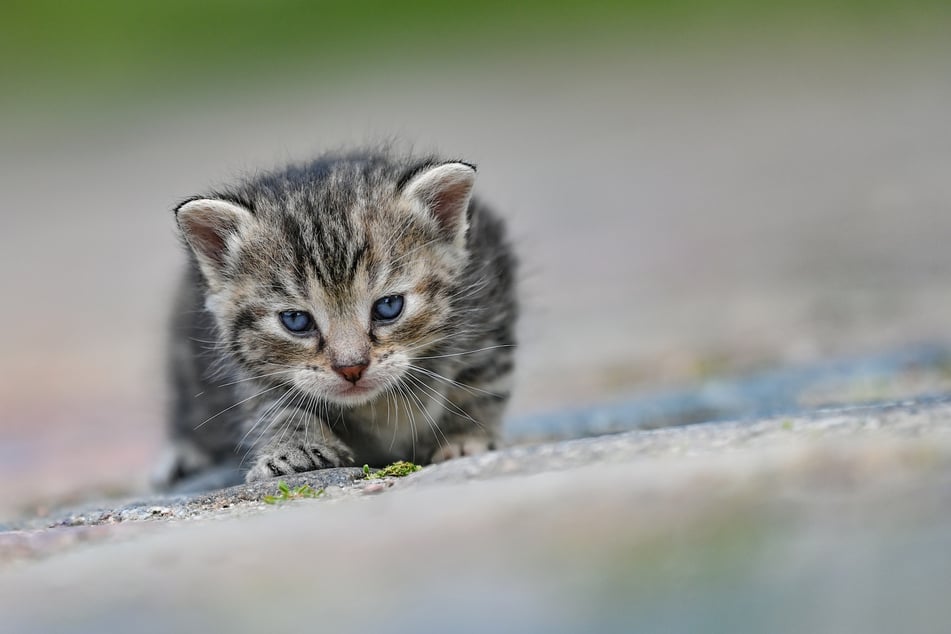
[2,397,951,633]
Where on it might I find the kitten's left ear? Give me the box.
[402,162,476,247]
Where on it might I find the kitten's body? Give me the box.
[159,151,517,485]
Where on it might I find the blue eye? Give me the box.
[372,295,405,321]
[279,310,316,334]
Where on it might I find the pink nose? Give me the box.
[333,363,368,384]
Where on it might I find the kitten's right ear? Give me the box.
[175,198,255,286]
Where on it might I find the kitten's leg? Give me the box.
[245,410,355,482]
[429,388,508,464]
[151,439,215,489]
[430,434,496,463]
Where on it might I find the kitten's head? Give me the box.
[176,155,476,406]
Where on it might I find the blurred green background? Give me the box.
[2,1,951,513]
[3,0,950,128]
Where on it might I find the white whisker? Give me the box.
[194,381,291,430]
[217,369,297,388]
[410,344,515,361]
[405,364,502,398]
[401,374,452,446]
[404,372,484,432]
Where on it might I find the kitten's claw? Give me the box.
[245,442,354,482]
[430,435,495,464]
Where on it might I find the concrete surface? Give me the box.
[2,397,951,633]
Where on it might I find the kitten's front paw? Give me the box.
[246,442,355,482]
[430,435,496,464]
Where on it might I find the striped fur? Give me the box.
[158,150,518,485]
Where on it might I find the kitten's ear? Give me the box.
[402,162,476,245]
[175,198,255,286]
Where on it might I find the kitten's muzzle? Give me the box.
[333,362,368,384]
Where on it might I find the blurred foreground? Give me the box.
[3,399,951,633]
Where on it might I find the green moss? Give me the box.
[363,461,423,479]
[262,481,323,504]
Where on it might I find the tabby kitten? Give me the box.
[159,151,517,485]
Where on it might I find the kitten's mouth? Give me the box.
[339,384,373,396]
[331,382,380,404]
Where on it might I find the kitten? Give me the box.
[157,151,518,485]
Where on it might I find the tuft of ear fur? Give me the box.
[176,198,255,288]
[402,162,476,246]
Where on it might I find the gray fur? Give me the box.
[158,150,518,486]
